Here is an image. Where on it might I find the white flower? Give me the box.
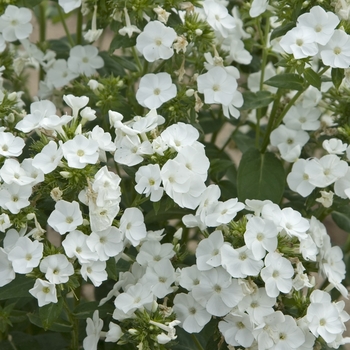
[150,320,181,344]
[203,1,235,38]
[62,134,99,169]
[0,184,32,214]
[83,310,103,350]
[287,159,316,197]
[58,0,81,13]
[46,59,78,88]
[0,5,33,42]
[320,30,350,68]
[283,104,321,131]
[136,21,177,62]
[47,200,83,235]
[250,0,269,18]
[280,27,319,59]
[67,45,104,76]
[32,141,63,174]
[323,138,348,154]
[136,72,177,109]
[135,164,164,202]
[173,292,211,333]
[81,260,107,287]
[136,240,175,267]
[197,66,238,106]
[119,208,147,246]
[260,252,294,297]
[105,322,123,343]
[0,131,25,157]
[0,248,15,287]
[39,254,74,284]
[29,279,58,307]
[118,7,141,38]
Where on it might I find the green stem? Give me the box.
[57,4,75,47]
[255,17,270,148]
[63,298,79,350]
[76,8,83,45]
[39,1,47,81]
[132,46,143,72]
[191,334,204,350]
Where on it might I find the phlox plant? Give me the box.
[1,0,350,349]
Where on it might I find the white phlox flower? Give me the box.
[219,311,255,347]
[46,59,78,88]
[83,310,103,350]
[323,138,348,155]
[191,267,244,317]
[140,258,176,298]
[0,183,32,214]
[297,6,339,45]
[62,134,99,169]
[105,322,123,343]
[84,5,103,43]
[173,292,211,333]
[160,122,199,152]
[32,141,63,174]
[135,164,164,202]
[334,167,350,199]
[244,216,278,260]
[320,30,350,68]
[136,21,177,62]
[119,7,141,38]
[279,26,319,59]
[63,94,89,119]
[136,240,175,267]
[177,265,203,291]
[196,230,225,271]
[67,45,104,76]
[119,207,147,246]
[62,230,97,264]
[8,236,43,274]
[249,0,269,18]
[81,260,107,287]
[29,278,58,307]
[0,131,25,157]
[136,72,177,109]
[260,252,294,297]
[0,248,15,287]
[0,5,33,42]
[287,158,316,197]
[283,104,321,131]
[304,154,348,187]
[39,254,74,284]
[203,1,235,38]
[47,200,83,235]
[0,158,34,186]
[86,227,124,261]
[150,319,181,345]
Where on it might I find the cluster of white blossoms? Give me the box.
[280,6,350,68]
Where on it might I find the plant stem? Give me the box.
[76,8,83,45]
[132,46,143,72]
[57,4,75,47]
[63,297,79,349]
[191,334,204,350]
[39,1,47,81]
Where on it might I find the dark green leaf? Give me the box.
[0,275,33,300]
[73,301,99,319]
[113,55,138,72]
[28,313,71,333]
[106,257,119,281]
[39,298,63,330]
[237,148,285,203]
[18,0,43,7]
[218,179,237,201]
[264,73,304,91]
[98,51,126,76]
[304,68,321,90]
[270,22,295,41]
[241,91,274,110]
[109,34,137,51]
[209,159,234,181]
[331,68,344,90]
[332,206,350,233]
[232,131,255,153]
[172,327,206,350]
[47,38,71,59]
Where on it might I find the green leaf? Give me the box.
[73,301,99,319]
[109,34,137,51]
[241,91,274,110]
[264,73,305,91]
[39,298,63,330]
[232,131,255,153]
[106,257,119,281]
[237,148,285,203]
[331,68,344,90]
[18,0,44,7]
[304,68,321,90]
[270,22,295,41]
[332,206,350,233]
[113,55,138,72]
[28,313,71,333]
[209,159,234,181]
[0,275,33,300]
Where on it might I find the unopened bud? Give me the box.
[8,92,17,101]
[185,89,194,97]
[60,171,72,178]
[195,29,203,36]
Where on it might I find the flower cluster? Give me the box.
[0,1,349,350]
